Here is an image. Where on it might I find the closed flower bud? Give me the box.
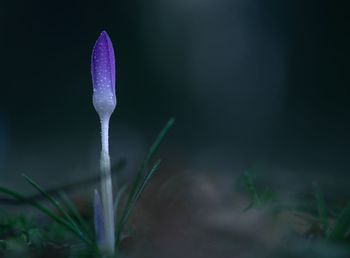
[91,31,116,119]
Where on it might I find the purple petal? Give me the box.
[94,189,106,248]
[91,31,116,118]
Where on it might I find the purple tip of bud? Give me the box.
[94,189,106,248]
[91,31,116,119]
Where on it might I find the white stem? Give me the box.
[100,116,115,255]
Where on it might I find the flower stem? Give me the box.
[100,116,115,255]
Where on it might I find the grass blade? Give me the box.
[21,174,90,243]
[116,118,174,245]
[134,117,174,196]
[114,184,128,221]
[0,159,126,206]
[313,182,329,237]
[120,159,161,229]
[116,160,161,247]
[243,171,262,210]
[329,201,350,240]
[58,191,93,238]
[0,186,91,245]
[133,160,162,205]
[132,117,175,195]
[143,118,175,171]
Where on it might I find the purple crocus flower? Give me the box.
[91,31,116,255]
[91,31,116,119]
[91,31,117,256]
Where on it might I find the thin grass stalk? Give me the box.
[0,186,91,245]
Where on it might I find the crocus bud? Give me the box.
[91,31,116,119]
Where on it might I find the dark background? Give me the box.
[0,0,349,191]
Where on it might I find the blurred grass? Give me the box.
[1,118,350,257]
[0,167,350,257]
[242,171,350,249]
[0,117,176,257]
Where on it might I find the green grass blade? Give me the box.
[0,186,91,245]
[313,182,329,237]
[116,160,161,247]
[21,174,89,242]
[0,159,126,206]
[133,159,162,204]
[132,117,175,195]
[243,171,262,210]
[58,191,93,238]
[143,118,175,170]
[329,201,350,240]
[116,118,174,244]
[22,174,79,228]
[114,184,128,220]
[120,159,161,228]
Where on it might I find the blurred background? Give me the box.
[0,0,349,257]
